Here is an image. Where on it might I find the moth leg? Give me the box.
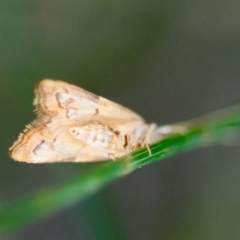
[108,153,116,160]
[126,134,129,153]
[143,123,157,155]
[123,134,131,154]
[146,144,151,155]
[114,135,118,151]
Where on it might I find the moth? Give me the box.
[9,79,184,163]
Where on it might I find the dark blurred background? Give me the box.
[1,1,240,239]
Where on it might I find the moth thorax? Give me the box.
[69,123,116,149]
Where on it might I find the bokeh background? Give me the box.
[1,1,240,239]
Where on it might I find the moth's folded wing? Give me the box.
[35,79,144,123]
[9,123,107,163]
[35,79,101,118]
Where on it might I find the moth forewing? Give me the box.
[9,118,111,163]
[9,79,155,163]
[97,97,143,122]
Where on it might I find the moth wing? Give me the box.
[35,79,144,123]
[9,120,109,163]
[9,79,145,163]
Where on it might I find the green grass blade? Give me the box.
[1,104,240,236]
